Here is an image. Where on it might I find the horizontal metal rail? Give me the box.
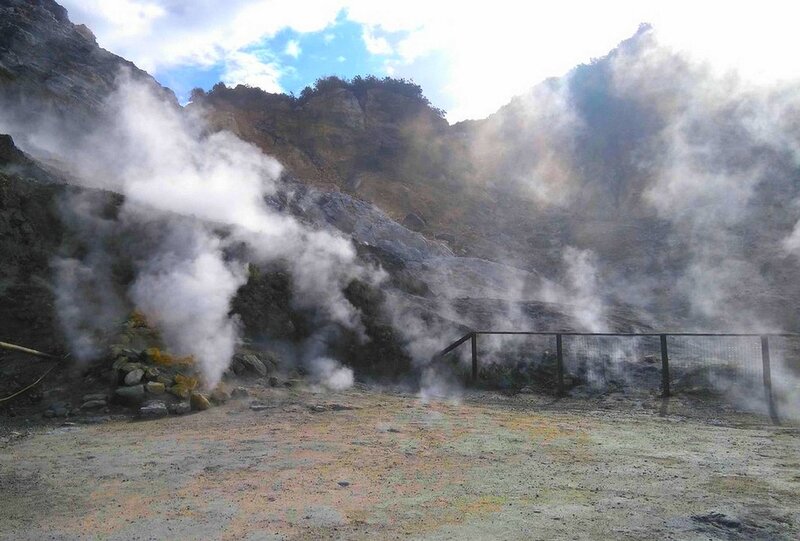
[472,331,800,337]
[436,330,790,424]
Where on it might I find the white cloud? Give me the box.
[222,51,284,93]
[64,0,165,38]
[60,0,341,72]
[61,0,800,121]
[361,26,393,55]
[284,39,302,58]
[344,0,800,119]
[336,55,346,63]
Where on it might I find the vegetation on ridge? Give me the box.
[194,74,446,118]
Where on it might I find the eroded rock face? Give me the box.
[0,1,655,396]
[297,188,453,262]
[303,88,365,130]
[0,0,175,128]
[0,136,68,352]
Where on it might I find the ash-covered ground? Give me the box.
[1,383,797,540]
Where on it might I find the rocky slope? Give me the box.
[6,0,797,413]
[0,0,633,408]
[0,0,175,128]
[195,27,800,332]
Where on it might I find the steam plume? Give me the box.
[6,72,380,388]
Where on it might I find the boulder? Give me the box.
[232,354,267,377]
[144,367,160,380]
[119,362,143,373]
[139,401,168,418]
[174,374,199,389]
[156,375,174,386]
[124,368,144,386]
[81,393,107,402]
[45,402,69,417]
[110,358,130,383]
[109,345,139,360]
[190,392,211,411]
[169,384,191,399]
[168,373,199,399]
[230,387,248,399]
[210,389,229,405]
[80,399,106,409]
[114,385,145,405]
[168,402,191,415]
[111,357,129,372]
[145,382,165,394]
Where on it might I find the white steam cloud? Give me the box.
[9,71,381,388]
[308,357,354,391]
[128,224,247,386]
[543,247,607,332]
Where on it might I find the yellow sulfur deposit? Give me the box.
[128,310,150,328]
[174,373,199,390]
[190,392,211,411]
[169,385,191,399]
[169,373,200,399]
[145,347,195,367]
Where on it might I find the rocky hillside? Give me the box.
[1,0,644,406]
[192,79,472,250]
[0,0,175,120]
[4,0,799,411]
[195,26,800,332]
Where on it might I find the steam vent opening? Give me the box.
[1,1,799,539]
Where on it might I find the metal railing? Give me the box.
[436,331,799,424]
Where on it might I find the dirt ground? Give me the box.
[1,385,798,540]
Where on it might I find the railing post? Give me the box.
[471,332,478,384]
[556,333,564,396]
[660,334,671,397]
[761,335,780,425]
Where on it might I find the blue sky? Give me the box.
[156,13,407,104]
[60,1,800,122]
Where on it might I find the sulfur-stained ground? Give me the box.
[1,386,798,540]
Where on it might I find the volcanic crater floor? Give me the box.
[1,386,798,540]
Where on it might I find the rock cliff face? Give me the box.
[6,0,799,398]
[0,0,174,129]
[195,28,800,332]
[0,1,607,389]
[0,136,65,352]
[194,82,461,246]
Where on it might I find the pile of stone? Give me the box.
[229,352,278,379]
[43,392,109,418]
[110,347,213,418]
[36,312,280,420]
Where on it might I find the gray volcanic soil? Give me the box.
[1,385,798,540]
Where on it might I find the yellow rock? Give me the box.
[169,384,191,399]
[145,382,166,394]
[145,347,195,367]
[174,373,199,390]
[190,392,211,411]
[129,310,150,328]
